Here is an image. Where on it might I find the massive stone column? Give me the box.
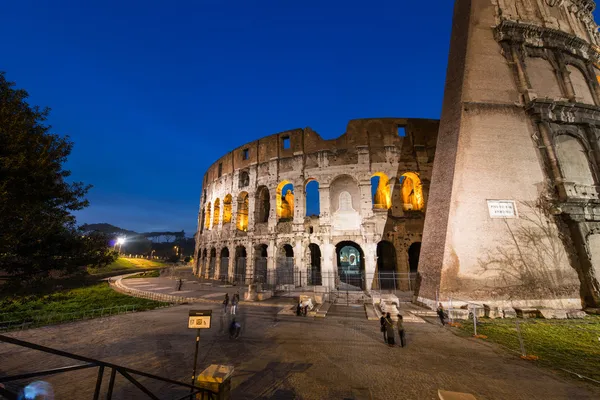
[419,0,599,310]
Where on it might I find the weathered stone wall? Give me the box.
[195,118,439,291]
[419,0,600,310]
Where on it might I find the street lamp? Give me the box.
[116,237,125,255]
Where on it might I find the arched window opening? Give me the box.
[400,172,424,211]
[308,243,322,286]
[305,179,320,216]
[527,58,562,100]
[239,171,250,188]
[555,135,595,186]
[205,202,212,229]
[223,194,232,224]
[209,248,217,278]
[255,186,270,223]
[336,241,365,290]
[236,192,249,231]
[219,247,229,281]
[276,244,295,286]
[213,199,221,227]
[371,172,392,209]
[234,246,247,284]
[254,244,268,284]
[408,242,421,275]
[567,64,595,105]
[377,241,397,290]
[276,181,294,221]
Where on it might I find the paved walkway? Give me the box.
[1,304,599,399]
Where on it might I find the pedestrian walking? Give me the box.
[437,303,446,326]
[177,278,183,291]
[397,314,406,347]
[384,312,395,346]
[231,293,238,315]
[380,315,387,343]
[223,293,230,314]
[229,318,241,339]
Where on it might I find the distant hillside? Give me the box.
[80,223,138,236]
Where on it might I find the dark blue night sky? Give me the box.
[6,1,591,235]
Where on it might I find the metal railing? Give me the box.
[0,334,217,400]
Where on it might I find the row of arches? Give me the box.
[202,172,425,231]
[197,240,421,290]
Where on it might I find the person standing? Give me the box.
[437,303,446,326]
[223,293,230,314]
[384,312,395,346]
[397,314,406,347]
[231,293,238,315]
[379,315,387,343]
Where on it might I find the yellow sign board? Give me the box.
[188,310,212,329]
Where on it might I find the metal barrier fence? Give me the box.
[0,334,217,400]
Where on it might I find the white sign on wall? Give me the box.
[487,200,518,219]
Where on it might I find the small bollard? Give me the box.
[195,364,234,400]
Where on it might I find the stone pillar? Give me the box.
[319,184,331,224]
[248,192,256,230]
[214,253,221,280]
[205,251,212,280]
[294,238,304,287]
[293,182,305,225]
[321,242,336,291]
[363,242,377,291]
[246,245,255,284]
[267,240,276,285]
[228,251,235,283]
[359,180,374,219]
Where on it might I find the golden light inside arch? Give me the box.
[276,180,294,220]
[205,202,212,229]
[223,194,232,223]
[372,172,392,210]
[213,198,221,226]
[236,192,249,231]
[401,172,424,211]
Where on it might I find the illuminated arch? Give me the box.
[371,172,392,209]
[205,202,212,229]
[400,172,424,211]
[213,198,221,227]
[223,194,232,223]
[236,192,249,231]
[276,180,294,220]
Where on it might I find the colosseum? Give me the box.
[194,118,439,296]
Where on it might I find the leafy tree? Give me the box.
[0,72,116,283]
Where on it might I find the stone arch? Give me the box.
[276,243,295,285]
[400,172,424,211]
[371,172,392,209]
[567,64,595,104]
[555,134,595,185]
[223,194,233,224]
[236,192,249,231]
[308,243,322,286]
[239,170,250,188]
[255,186,270,223]
[335,241,365,290]
[276,180,295,221]
[305,178,320,216]
[527,57,563,99]
[204,202,212,229]
[254,243,268,283]
[213,198,221,227]
[408,242,421,274]
[219,247,230,281]
[377,241,397,290]
[234,245,247,284]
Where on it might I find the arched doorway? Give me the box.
[277,244,294,286]
[219,247,229,281]
[201,249,207,277]
[234,246,247,284]
[308,243,322,286]
[377,241,397,290]
[209,248,217,279]
[408,242,421,274]
[336,241,365,290]
[254,244,268,283]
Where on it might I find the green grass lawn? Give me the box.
[87,257,166,275]
[0,282,167,330]
[123,270,161,279]
[456,316,600,382]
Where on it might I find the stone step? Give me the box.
[327,305,367,319]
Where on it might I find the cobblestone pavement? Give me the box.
[1,304,599,400]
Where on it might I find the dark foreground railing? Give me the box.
[0,335,216,400]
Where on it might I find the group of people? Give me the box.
[380,312,406,347]
[222,292,240,315]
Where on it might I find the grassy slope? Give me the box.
[0,282,166,324]
[87,257,166,275]
[457,317,600,382]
